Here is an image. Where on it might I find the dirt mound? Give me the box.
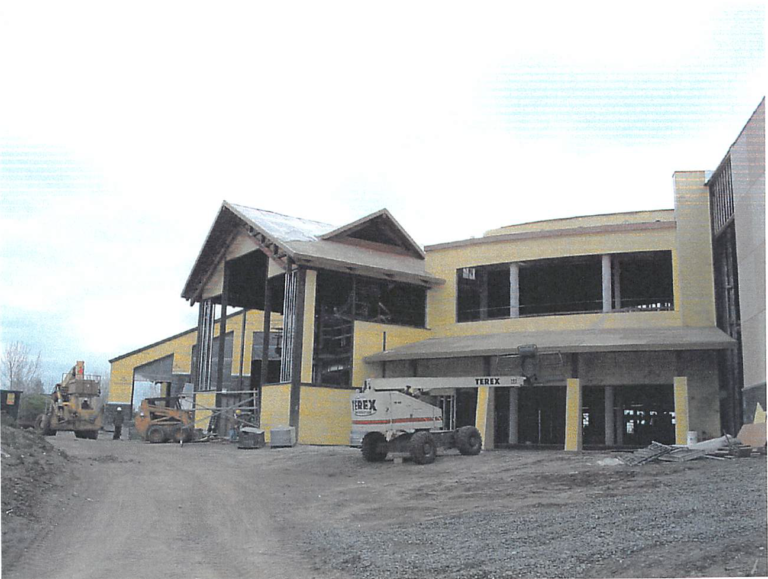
[1,424,74,568]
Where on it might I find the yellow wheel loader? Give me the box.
[36,361,103,439]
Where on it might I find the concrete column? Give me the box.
[602,254,612,313]
[615,389,624,446]
[604,386,615,446]
[612,258,622,310]
[509,263,520,318]
[508,387,519,444]
[674,377,690,445]
[479,268,488,320]
[564,378,583,451]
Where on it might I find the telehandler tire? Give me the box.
[410,431,437,465]
[456,426,482,455]
[361,432,388,462]
[147,426,167,444]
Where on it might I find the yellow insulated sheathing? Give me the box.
[564,379,583,451]
[108,330,199,404]
[298,386,353,445]
[352,321,432,388]
[425,226,679,335]
[475,386,492,450]
[673,172,717,327]
[301,270,317,384]
[193,392,217,431]
[260,383,291,443]
[674,377,690,445]
[108,310,281,406]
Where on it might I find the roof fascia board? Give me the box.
[191,228,240,304]
[292,253,444,287]
[182,204,231,299]
[426,220,676,252]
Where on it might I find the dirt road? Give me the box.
[3,429,767,579]
[3,433,338,579]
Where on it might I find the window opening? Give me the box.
[613,251,674,312]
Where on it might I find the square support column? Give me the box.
[475,386,493,450]
[565,379,583,451]
[509,263,520,319]
[508,387,519,445]
[601,255,612,313]
[674,377,690,445]
[615,389,624,446]
[604,386,615,446]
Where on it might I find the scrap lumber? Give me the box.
[619,442,674,466]
[658,448,706,462]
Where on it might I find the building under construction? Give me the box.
[108,100,765,450]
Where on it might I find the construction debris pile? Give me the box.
[620,433,765,466]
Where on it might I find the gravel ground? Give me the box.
[302,458,767,579]
[3,427,765,579]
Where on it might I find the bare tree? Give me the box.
[1,342,43,394]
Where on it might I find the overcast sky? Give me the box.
[0,2,764,386]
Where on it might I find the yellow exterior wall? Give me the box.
[351,321,432,388]
[425,225,679,335]
[260,383,292,443]
[298,386,352,445]
[108,310,282,405]
[193,391,217,432]
[673,171,717,327]
[109,331,199,404]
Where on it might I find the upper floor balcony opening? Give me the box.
[456,250,674,322]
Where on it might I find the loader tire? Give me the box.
[147,426,167,444]
[361,432,388,462]
[410,431,437,465]
[456,426,482,456]
[36,415,56,436]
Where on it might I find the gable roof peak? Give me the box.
[321,208,425,259]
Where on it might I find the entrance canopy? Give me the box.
[365,326,737,362]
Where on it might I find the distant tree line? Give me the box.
[1,341,44,394]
